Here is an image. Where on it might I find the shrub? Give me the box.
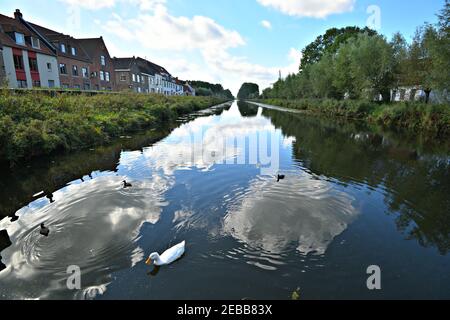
[0,90,228,163]
[256,98,450,138]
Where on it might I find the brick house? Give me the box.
[28,23,93,90]
[114,56,157,93]
[0,10,60,88]
[78,38,115,91]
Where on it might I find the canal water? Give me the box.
[0,101,449,299]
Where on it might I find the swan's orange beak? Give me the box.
[145,257,152,265]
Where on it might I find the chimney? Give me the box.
[14,9,23,20]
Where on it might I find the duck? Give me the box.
[122,180,132,188]
[277,174,286,182]
[40,223,50,237]
[145,241,185,266]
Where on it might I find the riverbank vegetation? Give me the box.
[256,2,449,136]
[0,90,228,164]
[255,98,449,137]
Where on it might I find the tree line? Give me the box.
[262,1,449,104]
[237,82,260,99]
[188,81,234,99]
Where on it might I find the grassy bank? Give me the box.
[0,90,228,164]
[254,98,450,138]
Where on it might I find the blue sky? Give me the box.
[0,0,445,94]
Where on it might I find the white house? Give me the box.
[0,10,60,89]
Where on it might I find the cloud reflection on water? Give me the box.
[222,172,358,256]
[0,175,169,299]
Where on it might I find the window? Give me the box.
[73,84,80,90]
[61,83,69,89]
[95,85,99,91]
[13,55,24,70]
[132,74,136,82]
[100,55,106,66]
[84,83,90,91]
[17,80,28,88]
[15,32,25,45]
[137,75,140,83]
[31,37,40,49]
[71,47,76,56]
[100,71,105,81]
[29,57,38,72]
[60,43,66,53]
[120,74,127,82]
[82,67,88,78]
[105,72,110,82]
[72,65,78,76]
[137,87,142,93]
[47,63,52,71]
[32,80,41,87]
[59,63,67,74]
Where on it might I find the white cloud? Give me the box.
[222,171,358,256]
[59,0,116,10]
[99,3,300,95]
[103,6,245,52]
[257,0,355,18]
[201,48,301,93]
[59,0,165,11]
[260,20,272,30]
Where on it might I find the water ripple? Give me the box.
[222,171,358,258]
[0,174,170,299]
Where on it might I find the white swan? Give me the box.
[145,241,185,266]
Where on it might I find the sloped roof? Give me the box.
[77,37,111,60]
[136,57,171,76]
[0,13,55,56]
[135,57,156,75]
[28,22,91,62]
[113,57,135,70]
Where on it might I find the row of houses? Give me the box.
[0,9,195,96]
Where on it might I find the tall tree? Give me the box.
[237,83,260,99]
[390,32,409,91]
[300,26,378,72]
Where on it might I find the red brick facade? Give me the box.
[78,38,115,91]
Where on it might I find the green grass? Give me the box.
[254,98,450,138]
[0,90,228,163]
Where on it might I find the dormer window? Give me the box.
[60,43,66,53]
[31,37,40,49]
[100,55,106,66]
[71,47,76,56]
[15,32,25,45]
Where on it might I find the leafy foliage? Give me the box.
[300,26,378,71]
[264,2,450,104]
[256,98,450,138]
[0,91,226,163]
[188,81,234,99]
[237,83,260,99]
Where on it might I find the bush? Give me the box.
[256,98,450,137]
[0,91,228,163]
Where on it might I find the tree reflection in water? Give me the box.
[261,106,450,255]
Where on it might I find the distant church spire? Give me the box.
[279,70,282,80]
